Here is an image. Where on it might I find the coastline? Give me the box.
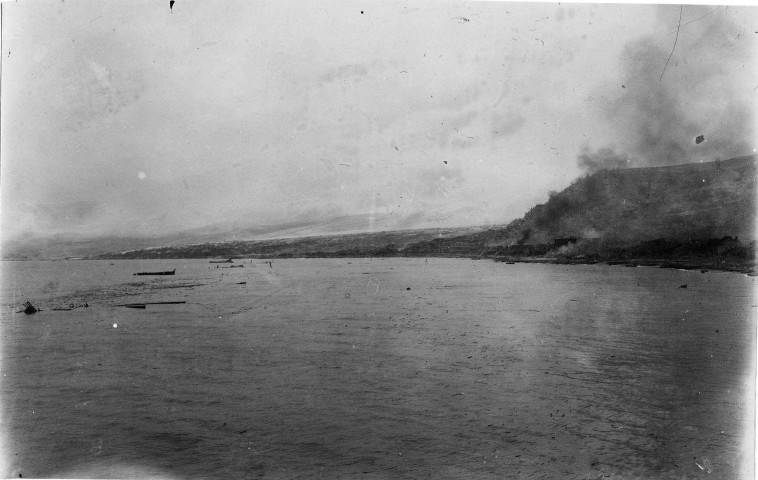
[489,255,757,275]
[7,253,756,276]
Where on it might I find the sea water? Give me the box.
[1,258,755,478]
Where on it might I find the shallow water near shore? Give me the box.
[1,258,755,478]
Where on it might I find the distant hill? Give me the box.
[2,214,493,260]
[87,226,491,260]
[477,155,756,248]
[15,155,756,272]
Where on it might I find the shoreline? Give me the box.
[489,255,757,275]
[8,254,755,276]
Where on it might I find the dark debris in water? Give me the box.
[23,301,38,314]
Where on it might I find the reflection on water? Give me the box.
[1,259,755,478]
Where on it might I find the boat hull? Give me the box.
[133,270,176,276]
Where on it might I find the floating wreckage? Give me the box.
[53,303,89,311]
[22,301,38,314]
[133,269,176,276]
[117,301,187,308]
[210,258,234,264]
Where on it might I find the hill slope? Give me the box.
[483,155,756,247]
[79,155,757,270]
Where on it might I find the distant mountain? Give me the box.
[9,156,755,268]
[2,213,493,260]
[88,225,493,260]
[1,233,159,261]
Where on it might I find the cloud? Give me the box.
[490,112,526,138]
[577,146,633,174]
[6,2,753,242]
[436,111,479,148]
[318,64,369,84]
[578,5,756,172]
[9,200,103,236]
[88,60,112,89]
[415,164,465,197]
[435,83,483,111]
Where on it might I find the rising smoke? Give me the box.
[578,5,756,173]
[577,146,633,174]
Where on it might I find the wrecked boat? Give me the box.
[23,301,38,314]
[133,269,176,276]
[210,258,234,263]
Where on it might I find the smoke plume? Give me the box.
[578,6,756,172]
[577,147,633,174]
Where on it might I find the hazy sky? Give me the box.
[2,1,756,241]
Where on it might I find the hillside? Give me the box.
[2,217,491,260]
[81,155,757,272]
[88,226,492,260]
[479,155,756,247]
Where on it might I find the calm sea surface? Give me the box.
[1,259,755,479]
